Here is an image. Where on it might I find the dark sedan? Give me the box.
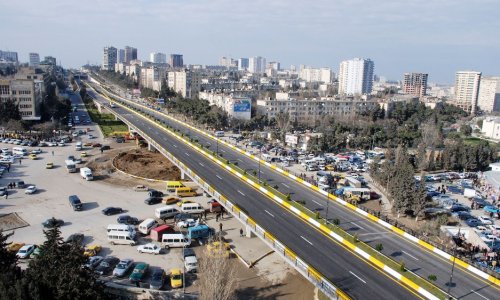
[117,215,139,225]
[144,197,162,205]
[95,256,120,275]
[42,218,64,228]
[102,207,124,216]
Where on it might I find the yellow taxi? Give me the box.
[83,245,102,257]
[162,196,180,205]
[325,165,335,171]
[176,199,194,207]
[29,154,37,160]
[80,151,87,157]
[170,268,183,289]
[7,242,25,253]
[46,162,54,169]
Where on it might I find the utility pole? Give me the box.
[447,226,460,298]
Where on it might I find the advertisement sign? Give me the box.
[233,99,251,112]
[285,134,298,145]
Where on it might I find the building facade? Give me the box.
[102,46,117,71]
[150,52,167,64]
[248,56,266,74]
[0,77,42,121]
[454,71,481,114]
[477,77,500,113]
[338,58,374,95]
[124,46,137,63]
[481,117,500,140]
[169,54,184,68]
[140,66,166,91]
[0,50,18,62]
[238,58,249,71]
[117,49,125,63]
[300,67,332,83]
[199,91,251,120]
[403,73,428,98]
[167,71,190,98]
[29,53,40,67]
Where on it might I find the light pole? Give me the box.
[258,148,262,183]
[325,190,330,223]
[216,138,219,157]
[447,226,460,298]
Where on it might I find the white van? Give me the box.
[107,224,136,237]
[155,205,179,220]
[107,231,136,245]
[185,256,198,273]
[12,147,28,156]
[138,218,158,235]
[180,203,205,214]
[161,234,191,248]
[75,142,82,151]
[215,131,224,137]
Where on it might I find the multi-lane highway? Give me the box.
[84,84,423,299]
[86,77,500,299]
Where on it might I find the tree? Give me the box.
[274,111,291,144]
[25,225,107,300]
[0,99,21,123]
[460,124,472,136]
[198,242,236,300]
[413,178,429,220]
[0,231,28,299]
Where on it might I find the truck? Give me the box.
[65,160,77,173]
[80,167,93,181]
[150,225,174,241]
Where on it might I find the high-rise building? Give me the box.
[268,61,280,71]
[454,71,481,114]
[477,77,500,113]
[238,58,249,71]
[248,56,266,74]
[124,46,137,63]
[102,46,117,71]
[168,70,190,97]
[338,58,374,95]
[219,57,237,68]
[150,52,167,64]
[0,50,18,62]
[43,56,56,66]
[403,73,428,98]
[29,53,40,67]
[169,54,184,68]
[300,67,332,83]
[117,49,125,63]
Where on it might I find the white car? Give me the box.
[87,134,94,139]
[72,132,79,137]
[25,186,37,194]
[57,142,65,146]
[16,244,36,259]
[478,216,493,225]
[176,219,198,228]
[30,149,42,154]
[137,243,162,255]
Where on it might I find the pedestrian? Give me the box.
[203,210,207,220]
[240,228,244,237]
[101,148,103,154]
[215,213,219,222]
[19,158,22,165]
[219,222,223,233]
[4,192,7,199]
[7,164,10,173]
[51,151,54,156]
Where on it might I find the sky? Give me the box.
[1,0,499,84]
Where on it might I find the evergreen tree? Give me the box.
[412,178,429,220]
[427,149,435,171]
[0,231,28,300]
[416,143,427,171]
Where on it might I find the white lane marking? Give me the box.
[260,170,264,174]
[172,144,178,148]
[185,153,190,157]
[281,183,290,188]
[351,222,365,230]
[199,162,205,167]
[220,149,225,153]
[216,175,222,180]
[300,236,313,246]
[237,190,245,196]
[349,271,367,284]
[401,250,419,261]
[311,199,324,206]
[264,210,275,218]
[471,290,489,300]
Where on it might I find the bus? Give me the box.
[343,187,371,202]
[12,147,28,156]
[215,131,224,137]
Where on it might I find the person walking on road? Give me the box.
[219,222,223,233]
[4,191,8,199]
[19,158,22,165]
[52,151,54,156]
[240,228,244,237]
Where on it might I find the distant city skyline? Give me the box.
[1,0,499,84]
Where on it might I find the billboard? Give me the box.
[233,99,251,112]
[285,134,298,145]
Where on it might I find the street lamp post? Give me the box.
[258,148,262,183]
[325,190,330,223]
[447,226,460,298]
[216,138,219,157]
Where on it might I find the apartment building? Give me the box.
[198,91,251,120]
[403,73,428,98]
[124,46,138,63]
[300,67,332,83]
[477,77,500,113]
[150,52,167,64]
[167,70,190,98]
[169,54,184,68]
[102,46,117,71]
[0,50,18,62]
[29,53,40,67]
[481,117,500,140]
[140,66,166,91]
[454,71,481,114]
[338,58,374,95]
[0,77,42,121]
[248,56,266,74]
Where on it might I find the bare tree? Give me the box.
[421,120,440,149]
[198,242,236,300]
[275,111,291,143]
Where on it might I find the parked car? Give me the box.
[66,233,84,245]
[137,243,162,255]
[174,213,195,222]
[85,256,103,269]
[148,190,164,198]
[182,248,196,259]
[149,268,166,290]
[170,268,183,289]
[162,196,179,205]
[129,263,149,283]
[95,256,120,275]
[478,216,494,225]
[83,245,102,257]
[452,211,472,220]
[144,197,163,205]
[133,185,149,192]
[113,258,134,277]
[177,219,197,228]
[0,187,7,196]
[25,185,37,194]
[42,218,64,228]
[102,207,124,216]
[7,242,25,253]
[117,215,139,225]
[46,162,54,169]
[465,218,482,227]
[16,245,36,259]
[30,246,41,259]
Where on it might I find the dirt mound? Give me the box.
[114,149,181,181]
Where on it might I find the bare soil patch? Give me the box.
[113,148,181,181]
[0,213,29,231]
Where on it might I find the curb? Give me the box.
[250,250,276,268]
[230,248,252,268]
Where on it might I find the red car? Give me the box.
[92,143,102,148]
[370,191,380,200]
